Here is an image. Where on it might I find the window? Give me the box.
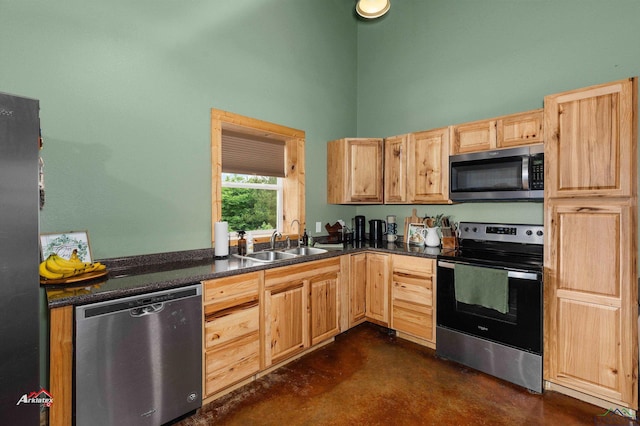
[211,109,305,245]
[221,173,282,236]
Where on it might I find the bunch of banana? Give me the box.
[39,250,106,280]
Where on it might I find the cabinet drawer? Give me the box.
[392,255,433,275]
[205,333,260,396]
[203,272,260,306]
[392,275,432,306]
[392,302,433,341]
[205,305,259,350]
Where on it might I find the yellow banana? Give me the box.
[45,255,76,274]
[41,253,107,280]
[69,249,81,263]
[39,261,64,280]
[50,254,86,269]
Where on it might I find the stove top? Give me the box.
[438,222,544,272]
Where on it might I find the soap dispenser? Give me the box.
[237,230,247,256]
[302,228,309,246]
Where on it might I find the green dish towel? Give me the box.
[454,264,509,314]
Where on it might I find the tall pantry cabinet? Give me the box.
[543,78,638,410]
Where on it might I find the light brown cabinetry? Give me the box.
[264,258,341,367]
[365,252,390,325]
[383,134,408,203]
[544,78,638,410]
[451,109,543,155]
[407,128,451,204]
[384,128,451,204]
[390,255,436,346]
[202,272,262,399]
[327,138,383,204]
[349,253,368,327]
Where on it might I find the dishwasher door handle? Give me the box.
[130,302,165,317]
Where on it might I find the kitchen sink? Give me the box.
[239,250,298,262]
[282,247,328,256]
[233,246,328,263]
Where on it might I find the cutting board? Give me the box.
[404,208,421,240]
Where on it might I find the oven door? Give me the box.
[436,260,542,354]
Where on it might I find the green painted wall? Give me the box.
[355,0,640,225]
[2,0,640,258]
[1,0,358,258]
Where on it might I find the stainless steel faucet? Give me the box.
[270,230,282,250]
[291,219,302,247]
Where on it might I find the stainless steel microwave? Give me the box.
[449,144,544,201]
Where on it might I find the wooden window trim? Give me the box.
[211,109,305,245]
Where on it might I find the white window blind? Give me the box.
[222,130,286,177]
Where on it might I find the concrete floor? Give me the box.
[176,323,630,425]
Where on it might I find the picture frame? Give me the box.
[40,231,93,263]
[406,223,426,246]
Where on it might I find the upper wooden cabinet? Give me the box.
[383,134,408,203]
[327,138,383,204]
[407,127,451,204]
[383,128,451,205]
[451,109,543,155]
[544,79,636,198]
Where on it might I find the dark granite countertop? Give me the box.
[44,242,443,309]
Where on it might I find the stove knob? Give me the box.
[464,227,469,232]
[472,227,478,233]
[536,230,544,236]
[526,230,533,236]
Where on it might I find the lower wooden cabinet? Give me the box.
[264,279,308,365]
[264,258,341,367]
[366,253,390,325]
[349,253,367,327]
[390,255,436,344]
[202,272,262,398]
[544,199,637,408]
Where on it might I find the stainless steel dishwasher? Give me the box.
[75,284,202,426]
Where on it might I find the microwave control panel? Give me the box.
[530,154,544,190]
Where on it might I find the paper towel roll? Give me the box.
[214,221,229,257]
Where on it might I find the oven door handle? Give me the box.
[437,260,540,281]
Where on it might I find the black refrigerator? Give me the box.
[0,92,41,424]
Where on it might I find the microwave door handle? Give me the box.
[522,156,530,190]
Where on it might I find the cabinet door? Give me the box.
[327,138,383,204]
[391,256,435,342]
[384,134,408,203]
[264,281,309,366]
[349,253,367,327]
[544,199,637,407]
[545,78,636,198]
[346,138,383,203]
[366,253,390,325]
[407,127,451,204]
[451,119,496,154]
[496,109,544,148]
[310,272,340,346]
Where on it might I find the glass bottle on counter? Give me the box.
[237,230,247,256]
[302,229,309,246]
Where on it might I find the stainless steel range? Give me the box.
[436,222,543,393]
